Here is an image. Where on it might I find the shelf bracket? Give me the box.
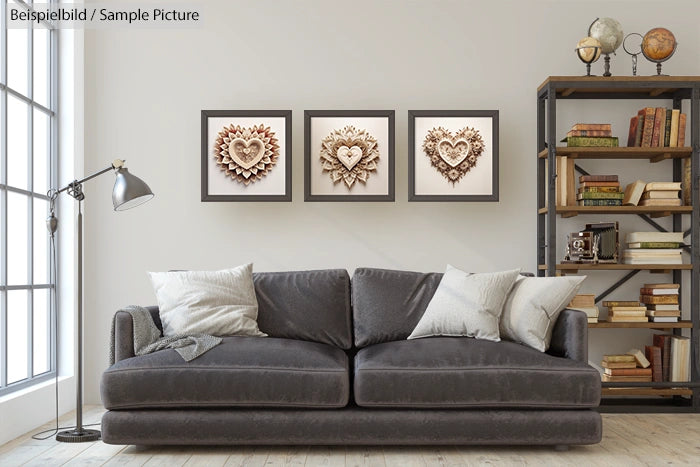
[595,270,641,303]
[651,153,672,163]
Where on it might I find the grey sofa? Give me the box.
[101,268,602,446]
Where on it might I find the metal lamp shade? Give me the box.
[112,167,154,211]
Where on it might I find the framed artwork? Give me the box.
[201,110,292,201]
[408,110,499,202]
[304,110,395,202]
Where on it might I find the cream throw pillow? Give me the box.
[148,263,266,338]
[407,265,521,342]
[499,275,585,352]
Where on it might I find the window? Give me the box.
[1,0,57,395]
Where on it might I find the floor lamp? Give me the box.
[48,159,154,442]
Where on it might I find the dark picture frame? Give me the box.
[304,110,395,202]
[201,110,292,202]
[408,110,499,202]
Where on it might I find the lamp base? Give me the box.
[56,428,101,443]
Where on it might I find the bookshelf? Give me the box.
[537,76,700,413]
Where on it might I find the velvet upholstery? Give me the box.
[354,337,600,408]
[254,269,352,349]
[101,408,602,446]
[547,308,589,363]
[102,336,349,409]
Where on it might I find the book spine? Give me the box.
[678,113,687,146]
[579,175,618,182]
[663,108,672,147]
[580,186,622,193]
[572,123,612,131]
[568,129,613,137]
[580,181,621,187]
[651,107,664,147]
[641,107,655,147]
[566,136,619,147]
[645,345,663,382]
[669,109,680,147]
[630,242,680,248]
[640,288,678,295]
[578,199,622,206]
[627,116,638,147]
[602,301,640,307]
[640,295,679,304]
[683,158,691,205]
[576,192,625,200]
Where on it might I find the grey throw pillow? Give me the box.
[407,265,521,342]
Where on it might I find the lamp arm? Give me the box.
[54,159,126,195]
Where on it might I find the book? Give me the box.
[622,180,646,206]
[577,199,622,206]
[587,317,598,323]
[568,294,596,307]
[579,175,618,183]
[663,108,672,147]
[567,129,613,137]
[639,198,682,206]
[639,288,679,295]
[653,334,673,382]
[576,192,625,200]
[602,301,640,307]
[579,186,622,193]
[624,257,683,265]
[670,335,690,382]
[627,242,681,249]
[640,295,679,304]
[626,232,684,244]
[678,113,687,146]
[683,158,691,206]
[649,316,679,323]
[634,109,644,147]
[640,107,656,147]
[624,249,682,256]
[626,349,651,368]
[641,190,680,199]
[651,107,665,147]
[643,283,680,289]
[601,360,637,369]
[565,136,619,147]
[646,310,681,317]
[602,354,636,363]
[579,181,621,188]
[646,304,680,311]
[607,315,648,322]
[669,109,680,147]
[568,306,600,318]
[604,368,652,376]
[644,345,663,382]
[627,115,639,147]
[607,306,647,312]
[602,374,652,382]
[572,123,611,131]
[645,182,682,191]
[556,156,567,206]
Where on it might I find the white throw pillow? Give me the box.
[499,275,586,352]
[148,263,267,338]
[407,265,521,342]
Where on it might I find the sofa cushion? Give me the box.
[101,337,349,409]
[352,268,443,347]
[254,269,352,349]
[354,337,600,409]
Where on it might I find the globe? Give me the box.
[588,17,624,54]
[642,28,676,61]
[576,37,602,63]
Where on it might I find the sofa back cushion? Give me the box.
[254,269,352,349]
[352,268,442,347]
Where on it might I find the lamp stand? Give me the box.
[56,201,100,442]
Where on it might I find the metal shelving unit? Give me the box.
[536,76,700,413]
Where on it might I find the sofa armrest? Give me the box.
[547,309,588,363]
[112,306,161,363]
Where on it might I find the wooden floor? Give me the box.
[1,406,699,466]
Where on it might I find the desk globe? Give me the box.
[642,27,677,75]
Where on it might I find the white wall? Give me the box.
[82,0,700,403]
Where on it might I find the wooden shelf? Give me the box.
[602,387,693,397]
[539,264,692,272]
[537,146,691,161]
[589,320,692,329]
[538,205,691,218]
[538,76,700,98]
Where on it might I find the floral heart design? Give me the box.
[437,138,470,167]
[229,138,265,170]
[423,126,485,185]
[336,145,363,170]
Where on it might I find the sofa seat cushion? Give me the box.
[101,337,349,409]
[354,337,600,409]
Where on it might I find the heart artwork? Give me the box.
[213,124,280,186]
[423,126,485,184]
[336,145,363,170]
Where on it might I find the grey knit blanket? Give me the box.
[109,305,222,364]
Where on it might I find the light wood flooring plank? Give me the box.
[102,445,154,467]
[142,446,192,466]
[380,448,425,467]
[0,444,55,466]
[22,440,94,466]
[183,446,232,466]
[304,446,345,467]
[63,441,126,466]
[345,446,385,467]
[223,447,269,467]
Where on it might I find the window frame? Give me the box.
[0,0,58,396]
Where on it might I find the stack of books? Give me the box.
[577,175,622,206]
[627,107,687,148]
[563,123,618,147]
[645,335,691,382]
[603,301,647,323]
[640,283,680,323]
[639,182,682,207]
[622,231,685,264]
[601,351,651,382]
[567,294,599,323]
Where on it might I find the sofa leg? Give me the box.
[554,444,569,452]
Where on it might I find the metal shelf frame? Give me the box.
[536,76,700,412]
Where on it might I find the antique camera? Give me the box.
[564,222,619,263]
